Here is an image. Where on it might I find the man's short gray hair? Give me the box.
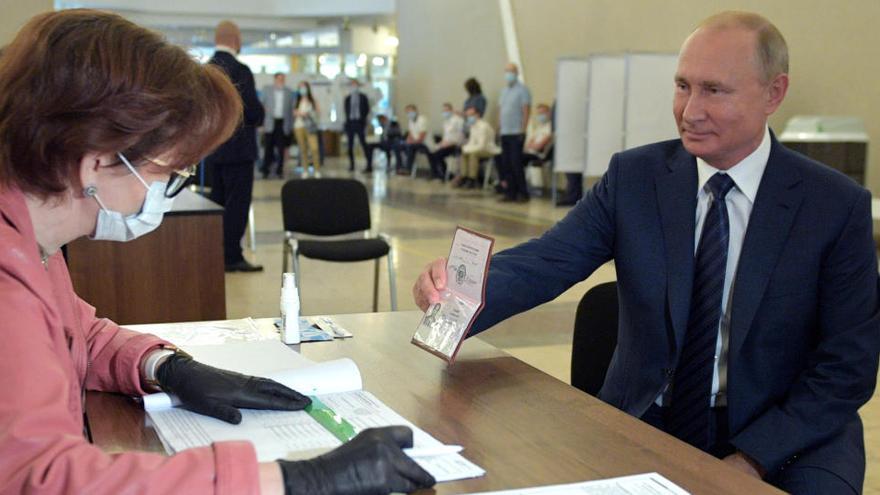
[698,11,789,83]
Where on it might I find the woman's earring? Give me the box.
[83,185,97,197]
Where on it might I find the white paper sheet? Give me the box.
[126,318,276,346]
[143,340,338,409]
[463,473,689,495]
[142,340,484,482]
[148,390,484,482]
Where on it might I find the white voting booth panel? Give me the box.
[554,53,679,184]
[585,56,626,176]
[624,54,680,150]
[553,59,590,174]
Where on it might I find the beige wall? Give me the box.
[397,0,507,128]
[0,0,53,45]
[397,0,880,193]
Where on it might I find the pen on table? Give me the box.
[403,445,464,457]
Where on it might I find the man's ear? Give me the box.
[77,152,105,197]
[765,73,789,116]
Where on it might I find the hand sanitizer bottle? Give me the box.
[280,273,301,344]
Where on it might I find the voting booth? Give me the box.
[553,53,679,197]
[780,116,869,185]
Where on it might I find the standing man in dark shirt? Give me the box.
[344,79,370,172]
[204,20,264,272]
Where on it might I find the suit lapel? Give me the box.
[729,140,804,358]
[655,146,698,348]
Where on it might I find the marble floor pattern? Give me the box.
[225,155,879,493]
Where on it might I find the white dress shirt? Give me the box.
[271,88,284,119]
[293,99,313,129]
[658,126,771,408]
[461,119,501,155]
[441,115,465,146]
[407,114,429,141]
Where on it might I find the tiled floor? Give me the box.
[226,155,879,493]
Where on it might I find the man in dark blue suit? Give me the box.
[344,79,371,172]
[414,12,879,494]
[204,21,265,272]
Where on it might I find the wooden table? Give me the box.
[68,189,226,325]
[87,311,783,494]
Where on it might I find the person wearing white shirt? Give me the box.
[293,80,322,175]
[400,104,431,174]
[519,103,554,192]
[259,73,293,178]
[458,107,500,188]
[522,103,553,162]
[427,103,465,180]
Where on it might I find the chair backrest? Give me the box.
[570,281,619,396]
[281,178,371,236]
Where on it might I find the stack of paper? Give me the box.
[143,340,485,483]
[463,473,689,494]
[127,318,277,346]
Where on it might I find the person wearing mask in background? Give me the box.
[463,77,487,121]
[364,114,403,173]
[293,80,322,177]
[0,10,436,495]
[414,11,880,493]
[344,79,370,172]
[259,72,293,179]
[458,107,500,189]
[497,63,532,203]
[555,99,583,207]
[205,20,264,273]
[427,103,464,180]
[400,104,431,175]
[521,103,554,191]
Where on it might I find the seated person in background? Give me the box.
[364,114,403,172]
[457,107,500,189]
[521,103,553,167]
[427,103,465,180]
[0,10,435,495]
[399,104,430,174]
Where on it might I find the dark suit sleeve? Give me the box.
[470,154,619,334]
[239,68,264,127]
[361,94,370,121]
[730,189,880,472]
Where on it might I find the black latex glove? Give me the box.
[279,426,436,495]
[156,353,311,424]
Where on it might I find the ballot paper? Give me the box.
[143,340,485,483]
[412,227,494,363]
[462,473,690,494]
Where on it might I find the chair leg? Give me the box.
[483,160,493,190]
[386,247,398,311]
[372,258,380,312]
[247,205,256,252]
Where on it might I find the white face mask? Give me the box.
[88,153,175,242]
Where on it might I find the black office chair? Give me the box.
[570,281,619,396]
[281,178,397,312]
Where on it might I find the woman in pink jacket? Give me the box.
[0,10,434,495]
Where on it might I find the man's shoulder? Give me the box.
[774,142,868,199]
[616,139,685,166]
[211,52,252,78]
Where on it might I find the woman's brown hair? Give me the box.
[0,9,242,197]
